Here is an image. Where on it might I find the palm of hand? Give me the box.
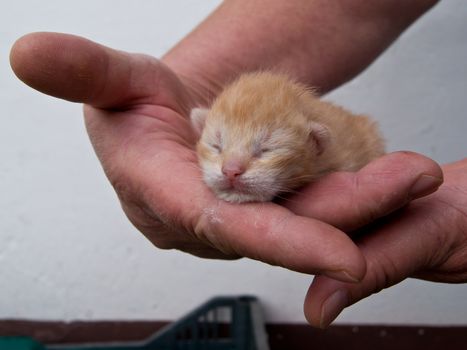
[82,58,365,267]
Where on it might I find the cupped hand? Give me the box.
[10,33,442,285]
[298,158,467,328]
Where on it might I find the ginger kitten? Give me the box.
[191,72,385,203]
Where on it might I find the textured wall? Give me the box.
[1,1,466,324]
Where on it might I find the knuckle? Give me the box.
[347,173,381,228]
[350,248,401,302]
[193,206,229,253]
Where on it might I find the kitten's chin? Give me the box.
[214,189,275,203]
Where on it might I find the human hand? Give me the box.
[294,158,467,328]
[10,33,442,285]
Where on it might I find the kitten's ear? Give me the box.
[190,107,209,136]
[308,121,331,156]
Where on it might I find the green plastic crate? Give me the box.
[0,337,45,350]
[1,296,269,350]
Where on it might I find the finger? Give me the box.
[284,151,443,231]
[119,199,235,260]
[303,196,448,328]
[10,32,191,111]
[193,199,367,283]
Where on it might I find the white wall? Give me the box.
[1,0,466,325]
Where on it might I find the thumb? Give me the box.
[303,197,446,328]
[10,32,188,111]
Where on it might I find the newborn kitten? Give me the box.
[191,72,385,203]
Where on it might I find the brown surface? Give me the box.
[1,320,466,350]
[266,324,467,350]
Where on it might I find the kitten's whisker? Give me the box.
[278,187,303,195]
[284,174,317,182]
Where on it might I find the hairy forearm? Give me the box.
[163,0,438,102]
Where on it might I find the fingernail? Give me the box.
[320,289,349,328]
[409,174,443,199]
[326,269,361,283]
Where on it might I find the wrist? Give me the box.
[162,0,440,104]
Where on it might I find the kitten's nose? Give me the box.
[222,159,246,181]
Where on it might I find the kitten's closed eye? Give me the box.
[210,143,222,153]
[253,147,271,158]
[251,141,272,157]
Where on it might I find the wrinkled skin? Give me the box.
[287,160,467,327]
[10,32,467,328]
